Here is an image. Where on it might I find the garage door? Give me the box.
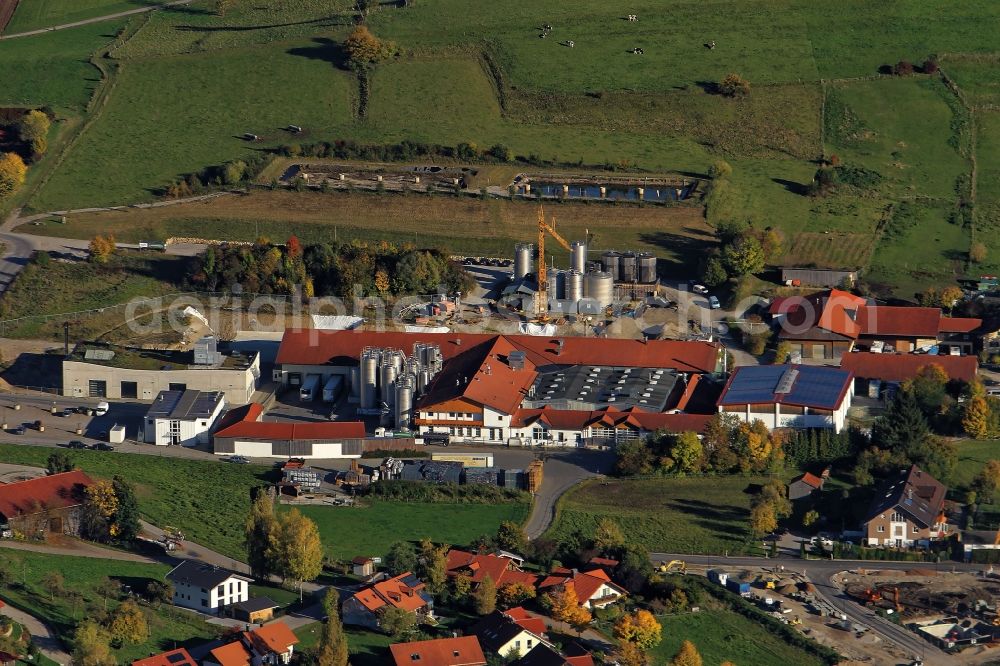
[121,381,138,399]
[88,380,107,398]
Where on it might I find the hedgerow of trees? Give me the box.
[186,236,474,298]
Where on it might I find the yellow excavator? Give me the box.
[658,560,687,574]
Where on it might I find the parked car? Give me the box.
[91,443,114,451]
[12,426,24,435]
[61,409,75,417]
[708,295,721,309]
[95,401,110,416]
[691,283,709,294]
[228,455,250,464]
[66,440,88,449]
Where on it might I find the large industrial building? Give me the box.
[63,337,260,404]
[274,329,722,445]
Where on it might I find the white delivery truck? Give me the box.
[299,375,321,401]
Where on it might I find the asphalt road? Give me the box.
[651,553,978,665]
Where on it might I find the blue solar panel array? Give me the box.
[719,364,851,409]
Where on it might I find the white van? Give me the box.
[95,401,110,416]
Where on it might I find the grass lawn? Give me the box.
[951,439,1000,491]
[0,444,271,560]
[31,189,715,274]
[293,624,392,666]
[0,550,216,662]
[650,608,825,666]
[29,43,358,210]
[291,500,530,561]
[544,476,770,555]
[0,251,186,339]
[942,57,1000,108]
[975,111,1000,276]
[0,20,126,111]
[866,201,970,299]
[4,0,148,33]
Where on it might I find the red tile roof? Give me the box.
[246,621,298,656]
[213,404,364,440]
[209,641,251,666]
[132,648,197,666]
[0,470,93,520]
[509,407,712,434]
[857,306,942,337]
[445,550,539,588]
[797,472,824,489]
[538,567,625,605]
[389,636,486,666]
[350,573,430,613]
[839,353,978,383]
[277,331,720,375]
[503,607,547,636]
[939,317,982,333]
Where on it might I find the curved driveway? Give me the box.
[524,449,614,539]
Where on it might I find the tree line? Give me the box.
[186,235,474,298]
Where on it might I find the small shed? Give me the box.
[109,423,126,443]
[229,597,279,623]
[788,471,825,501]
[707,569,729,586]
[352,556,375,578]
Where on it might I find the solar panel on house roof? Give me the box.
[719,364,851,410]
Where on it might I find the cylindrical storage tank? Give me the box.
[418,369,431,392]
[381,363,398,406]
[360,354,378,409]
[395,383,413,430]
[637,252,657,283]
[546,270,566,301]
[619,251,637,282]
[570,241,587,274]
[586,271,614,307]
[350,366,360,400]
[565,270,584,302]
[601,251,621,281]
[514,243,533,279]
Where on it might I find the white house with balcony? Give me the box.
[166,560,252,614]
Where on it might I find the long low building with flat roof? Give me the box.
[62,340,260,405]
[212,403,366,458]
[274,329,722,446]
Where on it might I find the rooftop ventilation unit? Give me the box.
[775,368,800,394]
[508,351,526,370]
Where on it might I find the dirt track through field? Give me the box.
[0,0,20,34]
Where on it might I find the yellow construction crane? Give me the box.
[535,206,572,319]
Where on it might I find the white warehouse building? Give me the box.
[143,389,226,446]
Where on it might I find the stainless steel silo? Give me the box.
[360,352,378,410]
[394,382,413,430]
[380,362,398,406]
[586,271,614,307]
[514,243,534,279]
[619,251,637,282]
[601,251,620,281]
[570,241,587,274]
[565,270,584,303]
[637,252,657,283]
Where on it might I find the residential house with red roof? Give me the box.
[202,620,298,666]
[773,290,981,359]
[273,329,722,447]
[512,642,595,666]
[445,550,539,590]
[342,572,434,631]
[0,470,93,537]
[389,636,486,666]
[472,608,550,659]
[538,567,626,609]
[863,465,950,547]
[132,648,197,666]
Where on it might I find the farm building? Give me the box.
[717,364,855,432]
[839,353,979,385]
[142,389,226,446]
[781,267,858,288]
[212,403,365,458]
[0,470,93,538]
